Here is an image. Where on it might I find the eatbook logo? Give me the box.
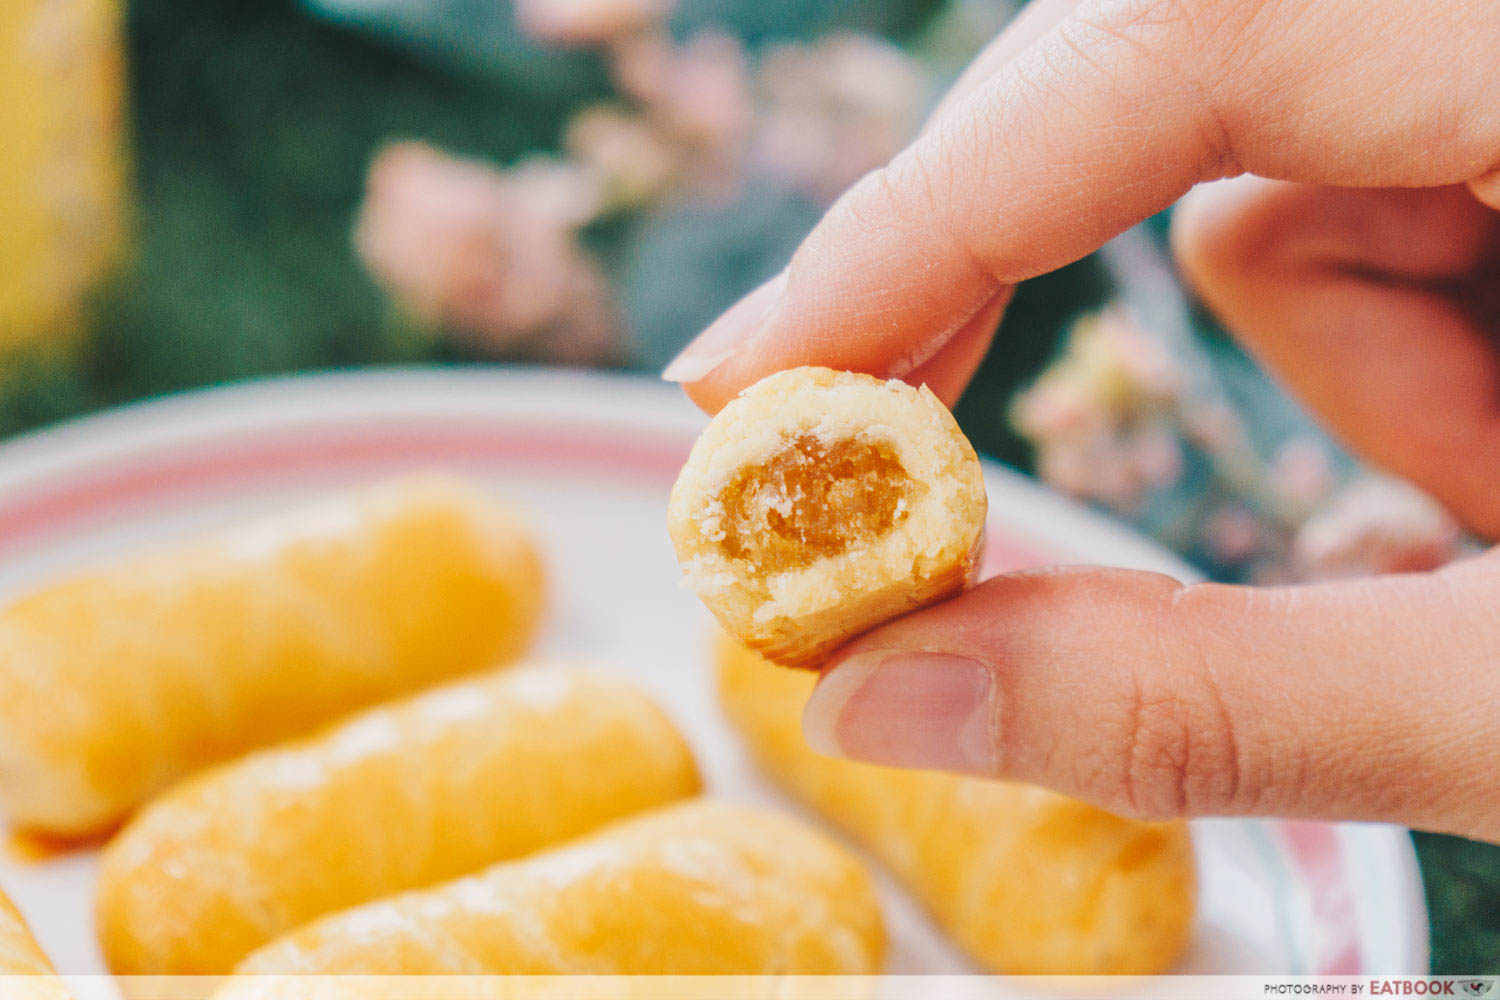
[1371,982,1497,996]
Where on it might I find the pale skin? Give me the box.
[663,0,1500,842]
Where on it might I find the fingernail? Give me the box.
[803,651,1000,774]
[661,271,786,383]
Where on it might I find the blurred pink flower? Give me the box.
[1074,310,1184,412]
[1293,476,1464,580]
[1031,430,1157,512]
[1203,506,1265,564]
[1182,400,1246,453]
[1009,373,1099,440]
[1089,448,1149,511]
[1013,312,1181,439]
[1015,308,1472,584]
[1269,437,1335,517]
[613,32,753,157]
[1013,310,1190,509]
[1128,421,1184,488]
[514,0,676,46]
[565,105,680,209]
[355,142,621,364]
[752,34,930,201]
[1035,440,1098,499]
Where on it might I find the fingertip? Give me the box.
[679,375,734,415]
[674,335,787,413]
[676,287,1010,417]
[660,272,787,399]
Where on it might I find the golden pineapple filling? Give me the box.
[717,434,912,572]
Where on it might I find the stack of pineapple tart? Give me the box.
[0,370,1195,999]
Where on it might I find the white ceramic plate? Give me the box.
[0,368,1428,990]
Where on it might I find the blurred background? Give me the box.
[0,0,1495,971]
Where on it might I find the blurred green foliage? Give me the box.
[3,0,955,436]
[1417,833,1500,973]
[0,0,610,437]
[670,0,939,41]
[104,0,598,392]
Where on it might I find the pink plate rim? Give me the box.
[0,365,1430,975]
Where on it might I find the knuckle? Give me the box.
[862,141,1003,291]
[1074,0,1246,174]
[1089,0,1210,38]
[832,166,910,241]
[1114,583,1255,818]
[834,150,961,253]
[1116,673,1195,819]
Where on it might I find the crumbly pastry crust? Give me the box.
[668,367,987,667]
[95,665,700,982]
[220,799,885,984]
[0,475,545,837]
[717,635,1198,976]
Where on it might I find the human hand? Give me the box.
[664,0,1500,841]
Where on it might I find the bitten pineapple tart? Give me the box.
[96,665,700,980]
[668,367,986,667]
[216,799,885,989]
[718,635,1198,975]
[0,891,71,1000]
[0,475,544,837]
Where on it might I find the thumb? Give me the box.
[802,555,1500,842]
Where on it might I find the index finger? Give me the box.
[666,1,1232,412]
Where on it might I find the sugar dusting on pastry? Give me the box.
[716,634,1197,975]
[222,800,885,980]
